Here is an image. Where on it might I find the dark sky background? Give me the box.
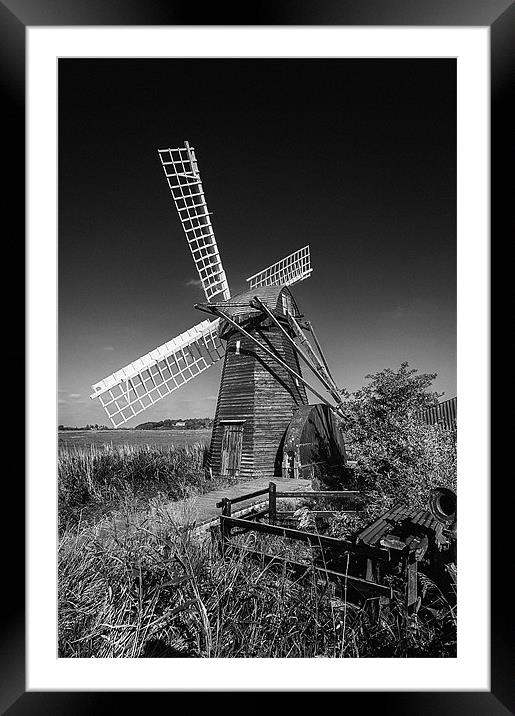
[58,58,456,426]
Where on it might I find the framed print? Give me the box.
[4,0,509,712]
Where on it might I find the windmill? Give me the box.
[91,142,349,481]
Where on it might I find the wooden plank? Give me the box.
[276,490,361,498]
[423,510,437,529]
[357,503,406,545]
[220,422,244,477]
[222,516,390,561]
[225,543,392,599]
[411,508,426,526]
[303,319,339,396]
[279,510,358,516]
[216,486,269,507]
[269,481,277,525]
[406,556,418,611]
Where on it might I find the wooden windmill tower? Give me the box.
[91,142,349,481]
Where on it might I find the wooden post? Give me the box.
[405,553,418,614]
[365,558,380,622]
[220,498,232,554]
[269,482,277,526]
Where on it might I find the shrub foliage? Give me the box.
[342,362,456,520]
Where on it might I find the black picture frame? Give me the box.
[6,1,507,713]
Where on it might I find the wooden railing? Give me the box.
[216,482,392,603]
[216,483,362,526]
[215,481,453,613]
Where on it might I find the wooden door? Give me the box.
[220,422,244,477]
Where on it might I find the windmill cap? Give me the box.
[217,285,300,320]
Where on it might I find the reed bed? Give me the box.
[58,443,220,528]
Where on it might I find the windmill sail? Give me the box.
[158,141,231,302]
[246,245,312,289]
[90,319,223,427]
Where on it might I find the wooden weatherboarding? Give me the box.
[91,141,349,481]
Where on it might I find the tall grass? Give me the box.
[58,431,457,657]
[58,443,218,528]
[58,504,456,658]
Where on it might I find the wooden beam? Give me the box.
[289,314,342,397]
[251,296,343,405]
[269,481,277,525]
[221,515,390,561]
[224,543,392,599]
[278,510,359,516]
[276,490,361,498]
[303,319,340,397]
[216,486,269,508]
[197,304,340,414]
[406,554,418,613]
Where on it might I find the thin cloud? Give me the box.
[103,346,115,351]
[382,300,432,321]
[384,306,409,319]
[69,393,81,399]
[186,278,202,288]
[58,399,68,405]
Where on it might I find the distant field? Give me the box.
[58,429,212,451]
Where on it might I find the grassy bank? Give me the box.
[58,437,456,658]
[58,505,456,658]
[59,443,223,528]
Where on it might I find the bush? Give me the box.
[341,362,456,521]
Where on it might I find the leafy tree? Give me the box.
[341,362,456,520]
[342,361,440,427]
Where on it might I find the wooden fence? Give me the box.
[417,397,457,431]
[215,482,450,612]
[216,483,392,603]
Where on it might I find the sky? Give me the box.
[58,58,456,427]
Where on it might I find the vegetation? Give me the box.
[58,362,457,658]
[58,443,219,528]
[58,508,456,658]
[134,418,214,430]
[58,418,214,431]
[59,424,111,431]
[335,363,456,529]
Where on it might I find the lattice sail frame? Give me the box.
[158,142,231,302]
[246,245,312,289]
[90,319,224,427]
